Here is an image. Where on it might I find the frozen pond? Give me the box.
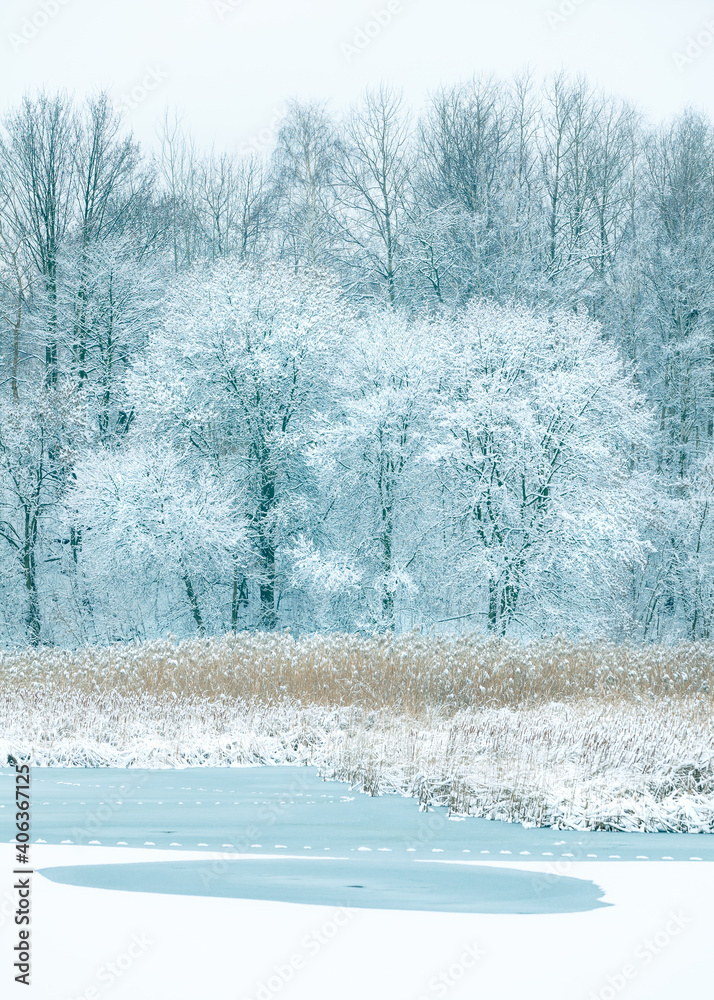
[1,766,711,860]
[2,766,712,913]
[39,855,606,913]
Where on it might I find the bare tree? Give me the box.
[272,100,340,270]
[333,86,414,304]
[0,217,33,401]
[198,148,238,260]
[156,109,200,270]
[0,91,75,385]
[415,75,518,302]
[640,111,714,479]
[70,92,144,383]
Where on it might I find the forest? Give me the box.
[1,73,713,647]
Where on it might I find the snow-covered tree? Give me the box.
[297,309,438,630]
[4,80,714,645]
[127,259,350,630]
[429,301,652,636]
[65,442,246,641]
[0,383,88,644]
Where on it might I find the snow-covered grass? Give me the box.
[1,632,713,832]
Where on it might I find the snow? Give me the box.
[0,766,710,995]
[1,844,711,999]
[2,691,713,833]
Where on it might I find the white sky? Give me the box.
[1,0,714,150]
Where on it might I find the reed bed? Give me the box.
[1,632,712,832]
[1,630,712,709]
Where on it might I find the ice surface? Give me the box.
[1,766,712,862]
[39,855,608,913]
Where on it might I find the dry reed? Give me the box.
[1,630,712,710]
[1,632,712,831]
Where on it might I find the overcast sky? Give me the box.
[2,0,714,150]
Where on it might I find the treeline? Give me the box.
[1,76,714,645]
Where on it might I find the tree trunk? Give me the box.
[231,555,248,630]
[258,464,277,630]
[45,268,59,387]
[181,568,206,636]
[380,494,395,628]
[23,508,40,645]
